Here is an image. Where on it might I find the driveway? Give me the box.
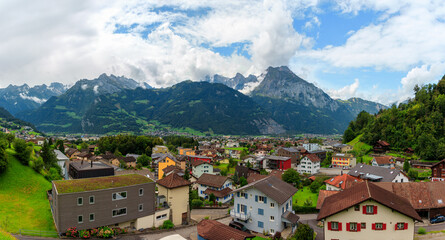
[416,220,445,232]
[298,214,323,240]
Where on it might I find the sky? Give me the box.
[1,0,445,105]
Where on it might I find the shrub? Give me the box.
[204,216,210,220]
[293,206,317,214]
[292,223,314,240]
[79,229,91,239]
[418,227,426,235]
[66,227,78,238]
[89,228,99,237]
[97,226,114,238]
[192,199,203,208]
[161,220,174,229]
[218,202,222,207]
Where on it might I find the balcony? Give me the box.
[230,209,251,221]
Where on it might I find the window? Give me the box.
[330,222,339,231]
[354,205,360,211]
[89,196,95,204]
[361,223,366,229]
[270,229,275,234]
[139,188,144,196]
[270,202,275,208]
[258,208,264,215]
[270,216,275,221]
[112,191,127,201]
[374,223,384,230]
[396,222,407,230]
[112,208,127,217]
[365,205,376,214]
[77,197,83,206]
[349,222,357,231]
[156,214,167,220]
[89,213,95,222]
[139,204,143,212]
[258,221,264,228]
[78,215,83,223]
[240,192,246,198]
[259,196,265,202]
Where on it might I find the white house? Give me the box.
[349,164,409,183]
[302,143,320,152]
[371,156,395,169]
[54,149,69,179]
[196,173,233,204]
[297,154,321,175]
[191,160,215,178]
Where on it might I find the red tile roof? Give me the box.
[324,174,363,190]
[316,190,338,209]
[305,154,321,163]
[373,156,394,165]
[156,173,191,189]
[317,181,421,221]
[197,219,254,240]
[196,173,230,188]
[203,188,232,198]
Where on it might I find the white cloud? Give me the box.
[326,78,359,100]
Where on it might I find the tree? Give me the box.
[137,154,150,166]
[79,142,89,150]
[408,168,419,180]
[403,159,410,172]
[282,169,300,185]
[209,193,216,203]
[309,181,321,193]
[6,134,15,148]
[56,140,65,153]
[239,176,248,187]
[41,140,57,169]
[183,170,190,180]
[14,139,32,165]
[292,224,314,240]
[303,197,313,207]
[0,147,8,174]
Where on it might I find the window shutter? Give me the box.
[346,223,350,231]
[264,197,267,203]
[382,223,386,230]
[237,192,240,197]
[362,206,366,214]
[404,223,408,230]
[357,223,361,232]
[328,222,332,230]
[255,195,258,202]
[372,223,376,230]
[338,222,342,231]
[374,206,378,214]
[395,224,398,230]
[245,194,248,200]
[237,204,240,212]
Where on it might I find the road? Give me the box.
[299,214,323,240]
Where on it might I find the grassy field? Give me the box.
[223,147,247,151]
[0,149,56,234]
[347,134,372,153]
[293,186,318,207]
[214,163,236,175]
[0,229,17,240]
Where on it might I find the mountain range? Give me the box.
[8,67,386,135]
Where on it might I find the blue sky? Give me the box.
[1,0,445,105]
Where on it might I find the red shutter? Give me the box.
[346,223,350,231]
[363,206,366,214]
[404,223,408,230]
[328,222,332,230]
[383,223,386,230]
[357,223,361,232]
[395,224,398,230]
[338,222,342,231]
[374,206,378,214]
[372,223,376,230]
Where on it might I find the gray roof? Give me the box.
[266,155,290,161]
[281,147,299,153]
[54,149,69,161]
[348,163,402,182]
[232,176,297,205]
[126,154,141,159]
[70,161,113,170]
[153,153,178,164]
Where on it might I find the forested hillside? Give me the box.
[343,76,445,160]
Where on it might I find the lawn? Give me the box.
[293,186,318,207]
[362,155,374,164]
[223,147,247,151]
[0,229,17,240]
[214,163,236,175]
[0,149,56,234]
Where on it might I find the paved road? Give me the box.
[416,220,445,232]
[299,214,323,240]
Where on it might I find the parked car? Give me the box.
[430,215,445,224]
[229,221,251,233]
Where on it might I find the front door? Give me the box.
[182,212,188,225]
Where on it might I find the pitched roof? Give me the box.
[163,165,183,175]
[348,163,402,182]
[377,140,390,147]
[373,156,394,165]
[281,147,299,153]
[305,154,321,163]
[282,211,300,224]
[233,176,297,205]
[154,153,179,164]
[196,173,230,188]
[375,182,445,210]
[246,173,268,184]
[197,219,254,240]
[119,156,136,163]
[317,181,421,221]
[157,173,191,189]
[266,156,290,161]
[191,159,210,167]
[203,188,232,198]
[316,190,338,209]
[432,159,445,168]
[324,174,363,190]
[54,174,153,194]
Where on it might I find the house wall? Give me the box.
[332,156,356,167]
[158,157,177,180]
[393,173,409,183]
[135,208,170,229]
[192,163,214,178]
[323,200,415,240]
[232,188,293,235]
[326,185,341,191]
[53,181,155,233]
[297,157,320,175]
[198,180,233,203]
[432,162,445,178]
[158,185,190,226]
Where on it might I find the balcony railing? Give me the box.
[230,209,251,221]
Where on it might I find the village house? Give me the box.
[178,147,195,156]
[302,143,320,152]
[68,161,114,179]
[332,143,353,153]
[152,153,179,180]
[431,159,445,181]
[152,145,169,154]
[373,140,390,153]
[348,164,409,183]
[276,147,300,165]
[197,219,255,240]
[163,165,185,177]
[371,156,395,168]
[297,154,320,175]
[231,176,299,236]
[50,174,162,233]
[191,160,216,178]
[235,165,259,180]
[156,173,192,225]
[324,173,363,191]
[308,150,327,162]
[317,181,422,240]
[111,156,137,168]
[196,173,233,204]
[54,149,69,179]
[331,153,356,168]
[265,156,292,171]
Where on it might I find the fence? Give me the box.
[19,229,59,238]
